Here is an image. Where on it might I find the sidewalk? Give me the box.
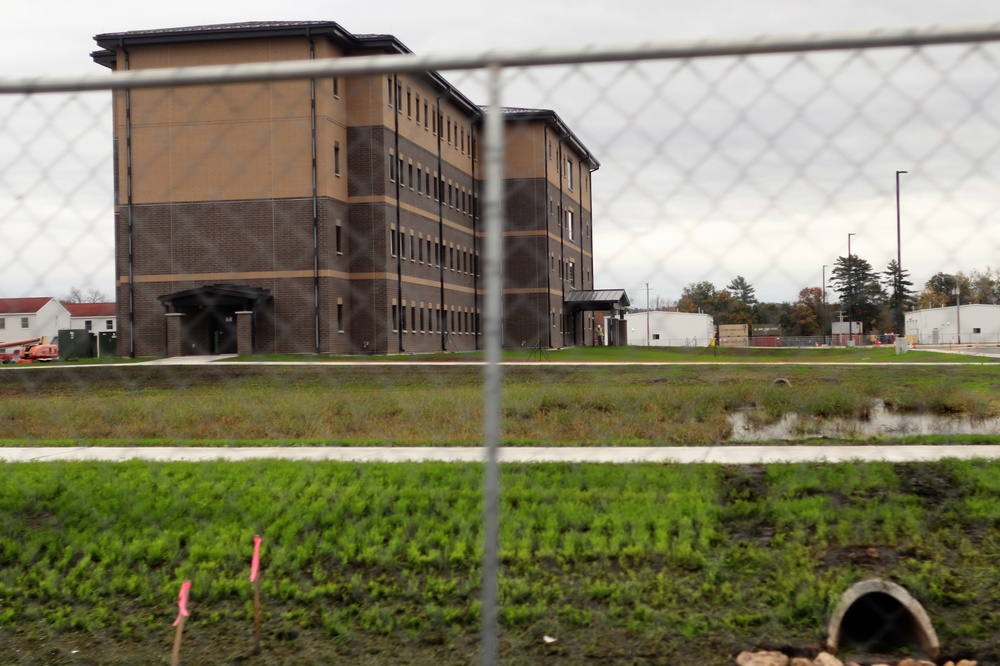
[4,445,1000,464]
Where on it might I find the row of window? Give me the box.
[0,317,113,330]
[550,256,577,288]
[546,139,589,194]
[390,228,478,275]
[389,151,476,217]
[391,304,478,335]
[388,77,472,156]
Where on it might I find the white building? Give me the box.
[0,297,72,345]
[624,310,716,347]
[904,304,1000,345]
[63,302,117,334]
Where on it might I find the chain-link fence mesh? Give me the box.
[2,24,1000,665]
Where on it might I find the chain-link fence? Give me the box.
[3,22,1000,665]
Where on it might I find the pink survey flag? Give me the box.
[250,535,262,582]
[173,581,192,626]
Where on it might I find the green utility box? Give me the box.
[97,331,118,358]
[58,329,95,360]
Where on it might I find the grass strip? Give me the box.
[2,364,999,445]
[0,460,999,664]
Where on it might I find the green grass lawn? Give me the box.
[2,362,999,447]
[3,358,1000,663]
[211,344,991,364]
[0,460,998,664]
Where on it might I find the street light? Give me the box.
[847,233,856,339]
[822,264,828,338]
[953,285,962,345]
[895,170,908,334]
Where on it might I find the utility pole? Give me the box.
[895,170,907,334]
[645,282,651,347]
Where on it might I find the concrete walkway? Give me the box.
[4,445,1000,464]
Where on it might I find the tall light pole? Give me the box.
[822,264,828,338]
[895,170,908,334]
[847,233,856,339]
[645,282,650,347]
[953,285,962,345]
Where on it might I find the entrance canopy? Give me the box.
[564,289,631,314]
[157,284,272,310]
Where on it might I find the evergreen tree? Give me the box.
[881,260,915,333]
[829,254,885,333]
[726,276,757,306]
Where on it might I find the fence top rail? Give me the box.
[2,22,1000,95]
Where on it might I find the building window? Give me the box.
[400,231,406,260]
[334,142,341,176]
[418,237,424,263]
[420,308,425,332]
[566,158,574,190]
[21,317,28,328]
[0,318,5,330]
[336,224,343,254]
[85,320,92,331]
[398,157,405,186]
[974,327,982,334]
[388,77,393,106]
[415,95,420,123]
[409,233,415,261]
[431,106,437,134]
[337,304,344,332]
[106,320,114,330]
[424,101,429,129]
[567,210,574,241]
[396,82,403,114]
[426,239,432,265]
[408,163,414,189]
[391,229,398,257]
[406,89,412,118]
[333,77,340,98]
[568,261,576,288]
[389,153,396,182]
[411,306,416,332]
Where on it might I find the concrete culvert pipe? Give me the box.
[827,578,939,660]
[772,377,791,386]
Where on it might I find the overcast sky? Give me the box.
[3,0,1000,308]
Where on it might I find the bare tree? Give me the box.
[62,287,109,303]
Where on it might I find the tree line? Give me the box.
[634,263,1000,336]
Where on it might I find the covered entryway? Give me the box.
[157,285,272,356]
[564,289,631,346]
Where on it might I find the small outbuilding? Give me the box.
[904,303,1000,345]
[624,310,715,347]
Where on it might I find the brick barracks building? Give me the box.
[92,22,629,356]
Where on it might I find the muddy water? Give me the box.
[728,400,1000,441]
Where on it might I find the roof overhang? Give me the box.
[157,284,272,310]
[564,289,631,313]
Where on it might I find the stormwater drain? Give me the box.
[827,579,939,662]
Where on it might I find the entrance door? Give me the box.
[208,310,238,354]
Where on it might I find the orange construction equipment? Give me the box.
[0,338,57,363]
[21,344,59,362]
